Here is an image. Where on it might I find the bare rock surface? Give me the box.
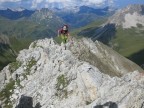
[0,38,143,108]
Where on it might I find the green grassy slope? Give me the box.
[111,27,144,65]
[71,18,107,37]
[0,17,35,70]
[0,17,56,39]
[0,37,32,71]
[0,44,16,70]
[9,37,33,53]
[0,37,32,70]
[0,16,48,70]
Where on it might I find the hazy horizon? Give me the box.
[0,0,143,10]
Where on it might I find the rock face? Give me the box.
[107,4,144,28]
[0,38,144,108]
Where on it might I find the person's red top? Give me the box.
[58,29,69,36]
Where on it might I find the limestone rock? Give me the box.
[0,38,143,108]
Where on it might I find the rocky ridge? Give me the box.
[0,38,144,108]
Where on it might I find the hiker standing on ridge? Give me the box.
[58,25,70,49]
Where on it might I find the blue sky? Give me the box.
[116,0,144,8]
[0,0,143,9]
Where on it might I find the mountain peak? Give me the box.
[122,4,144,14]
[9,7,26,12]
[0,38,143,108]
[107,4,144,28]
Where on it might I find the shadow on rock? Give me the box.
[35,102,42,108]
[16,95,41,108]
[94,101,118,108]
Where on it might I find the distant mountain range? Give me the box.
[0,4,144,108]
[55,6,115,28]
[0,8,35,20]
[1,5,143,70]
[0,6,115,28]
[0,6,114,35]
[73,4,144,67]
[0,8,64,70]
[0,6,113,70]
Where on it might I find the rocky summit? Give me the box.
[0,38,144,108]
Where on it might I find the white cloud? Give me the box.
[108,0,115,6]
[31,0,44,8]
[0,0,115,9]
[44,0,107,5]
[0,0,21,2]
[85,0,106,7]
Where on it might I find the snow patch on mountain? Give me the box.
[123,12,144,28]
[9,7,25,12]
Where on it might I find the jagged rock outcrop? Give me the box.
[107,4,144,28]
[0,38,144,108]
